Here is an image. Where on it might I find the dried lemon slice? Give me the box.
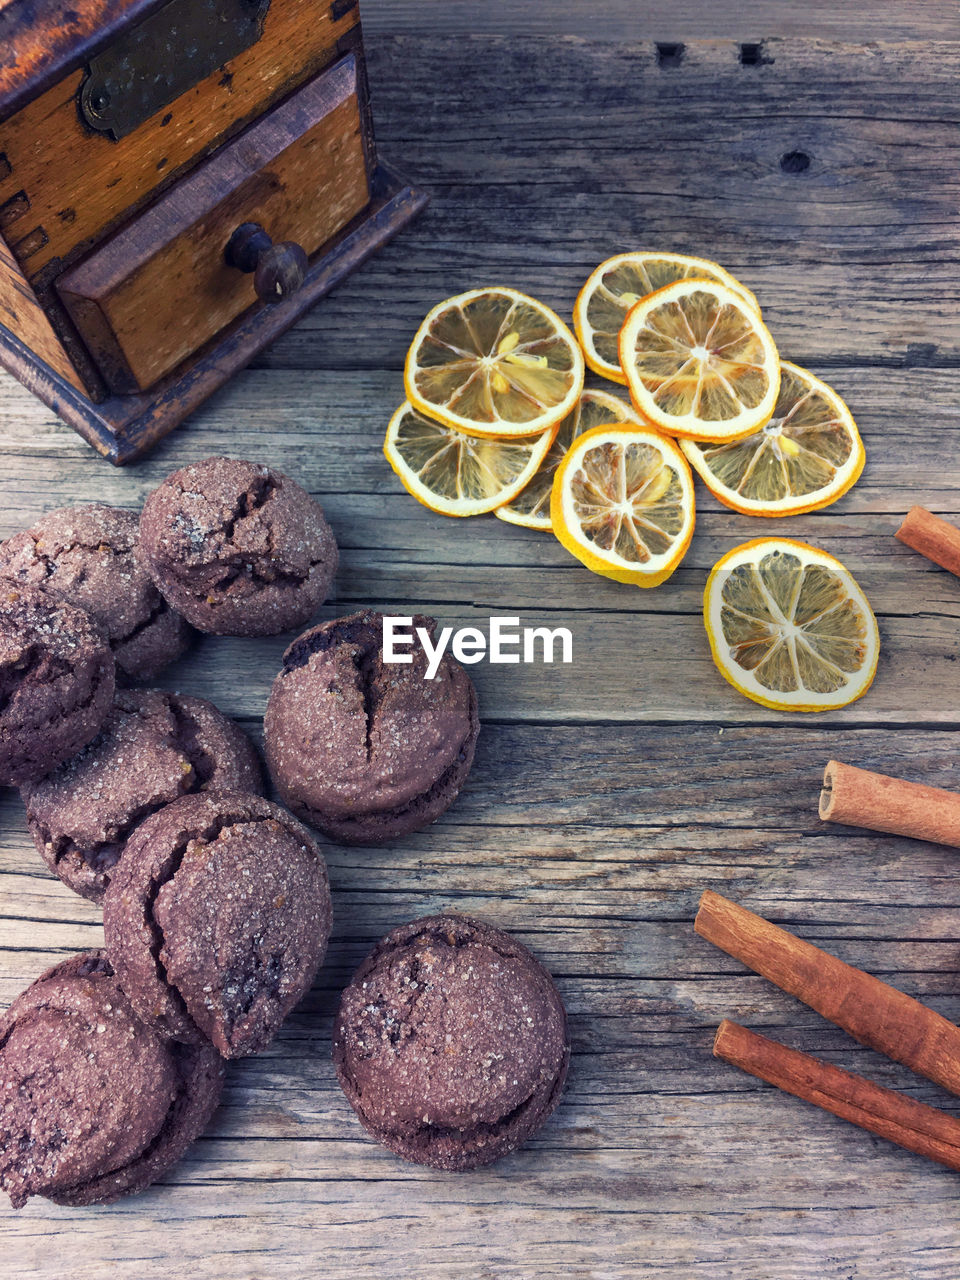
[384,401,557,517]
[704,538,879,712]
[574,251,759,383]
[551,424,695,587]
[495,389,643,530]
[680,363,865,516]
[404,287,584,439]
[619,279,780,443]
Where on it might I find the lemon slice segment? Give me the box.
[619,279,781,443]
[404,287,585,439]
[495,389,643,530]
[551,424,695,587]
[704,538,879,712]
[680,362,865,516]
[384,402,557,517]
[574,251,760,383]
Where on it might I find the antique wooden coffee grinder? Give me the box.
[0,0,426,461]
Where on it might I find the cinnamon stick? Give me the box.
[896,506,960,577]
[715,1020,960,1174]
[820,759,960,848]
[695,890,960,1096]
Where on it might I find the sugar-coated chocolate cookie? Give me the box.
[22,688,262,904]
[104,791,333,1058]
[264,611,479,844]
[138,457,338,636]
[333,914,569,1170]
[0,504,193,682]
[0,583,115,786]
[0,951,224,1208]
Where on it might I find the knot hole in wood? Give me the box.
[655,43,685,68]
[780,150,811,174]
[739,42,772,66]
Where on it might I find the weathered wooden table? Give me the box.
[4,4,960,1276]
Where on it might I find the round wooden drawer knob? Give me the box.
[225,222,308,304]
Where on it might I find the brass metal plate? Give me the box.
[79,0,270,140]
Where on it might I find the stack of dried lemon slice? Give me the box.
[574,252,865,516]
[385,283,701,588]
[384,256,876,708]
[385,287,586,517]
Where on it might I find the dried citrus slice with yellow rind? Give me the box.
[495,388,643,530]
[704,538,879,712]
[680,362,865,516]
[574,251,760,384]
[404,287,585,439]
[551,424,695,587]
[384,401,557,517]
[619,279,781,443]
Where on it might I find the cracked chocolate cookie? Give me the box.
[0,583,115,786]
[0,504,193,682]
[103,791,333,1058]
[138,457,338,636]
[333,914,569,1170]
[264,611,479,844]
[22,688,262,903]
[0,951,224,1208]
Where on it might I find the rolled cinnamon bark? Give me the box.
[695,890,960,1096]
[820,759,960,848]
[715,1020,960,1174]
[896,506,960,577]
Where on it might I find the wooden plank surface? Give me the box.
[4,12,960,1280]
[262,33,960,370]
[362,0,960,41]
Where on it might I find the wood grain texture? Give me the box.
[0,365,959,725]
[0,0,359,281]
[255,34,960,372]
[0,234,84,390]
[362,0,960,41]
[2,14,960,1279]
[57,58,369,394]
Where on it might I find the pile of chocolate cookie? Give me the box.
[0,457,568,1209]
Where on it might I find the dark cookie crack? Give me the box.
[49,1045,194,1207]
[0,661,108,746]
[142,811,296,1041]
[429,932,523,971]
[281,615,378,673]
[166,472,290,589]
[352,970,433,1062]
[0,646,73,716]
[219,948,285,1042]
[299,719,476,836]
[279,616,386,757]
[19,533,133,580]
[33,818,120,877]
[405,1076,551,1150]
[219,470,279,543]
[355,644,384,762]
[205,556,310,598]
[167,695,216,787]
[112,591,173,652]
[33,767,191,877]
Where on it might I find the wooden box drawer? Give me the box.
[56,54,370,395]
